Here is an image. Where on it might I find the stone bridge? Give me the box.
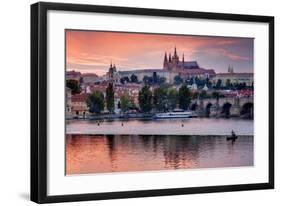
[190,96,254,118]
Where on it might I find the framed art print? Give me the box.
[31,2,274,203]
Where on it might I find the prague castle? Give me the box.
[107,47,216,84]
[163,47,216,79]
[163,47,200,71]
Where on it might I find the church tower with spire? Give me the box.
[108,62,117,79]
[172,47,179,64]
[163,52,169,70]
[162,47,201,72]
[181,53,185,69]
[228,64,234,73]
[168,53,172,63]
[171,46,179,71]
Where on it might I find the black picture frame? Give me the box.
[31,2,274,204]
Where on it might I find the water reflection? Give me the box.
[66,134,253,175]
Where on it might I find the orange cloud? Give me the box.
[66,30,252,75]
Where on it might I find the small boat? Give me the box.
[226,136,238,141]
[153,110,194,119]
[227,130,238,142]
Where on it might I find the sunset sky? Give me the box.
[66,30,254,76]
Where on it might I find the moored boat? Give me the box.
[153,110,196,119]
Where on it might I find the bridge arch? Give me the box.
[190,102,198,111]
[205,103,213,117]
[221,102,232,118]
[240,102,254,119]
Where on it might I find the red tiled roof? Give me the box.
[116,83,141,89]
[100,80,109,86]
[66,70,81,76]
[71,93,89,102]
[81,73,98,77]
[238,90,253,96]
[89,85,107,93]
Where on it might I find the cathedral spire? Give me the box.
[174,46,177,57]
[182,53,185,63]
[113,63,116,72]
[227,64,234,73]
[168,53,171,62]
[164,52,168,62]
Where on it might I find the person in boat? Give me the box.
[227,130,237,142]
[231,130,236,138]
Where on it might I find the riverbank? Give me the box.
[66,112,253,121]
[83,113,154,120]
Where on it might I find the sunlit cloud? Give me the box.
[204,48,251,61]
[66,30,253,75]
[216,40,240,45]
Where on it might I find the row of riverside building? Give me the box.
[66,47,253,117]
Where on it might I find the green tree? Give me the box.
[174,75,183,85]
[178,85,191,110]
[159,77,166,85]
[86,91,104,114]
[206,77,212,88]
[120,92,131,112]
[192,91,199,99]
[212,91,220,100]
[143,75,153,85]
[215,79,222,88]
[167,88,178,110]
[153,87,168,112]
[189,78,194,85]
[121,76,130,84]
[120,78,125,84]
[106,83,115,113]
[66,79,81,94]
[225,79,231,88]
[152,72,157,84]
[194,77,206,88]
[199,90,207,99]
[138,85,152,113]
[130,74,138,83]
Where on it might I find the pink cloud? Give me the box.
[216,40,239,45]
[205,48,250,61]
[66,30,252,75]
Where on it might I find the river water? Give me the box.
[66,118,254,175]
[66,118,253,136]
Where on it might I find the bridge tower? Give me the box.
[230,97,241,117]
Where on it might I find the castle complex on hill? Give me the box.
[106,47,216,84]
[66,47,253,87]
[162,47,216,79]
